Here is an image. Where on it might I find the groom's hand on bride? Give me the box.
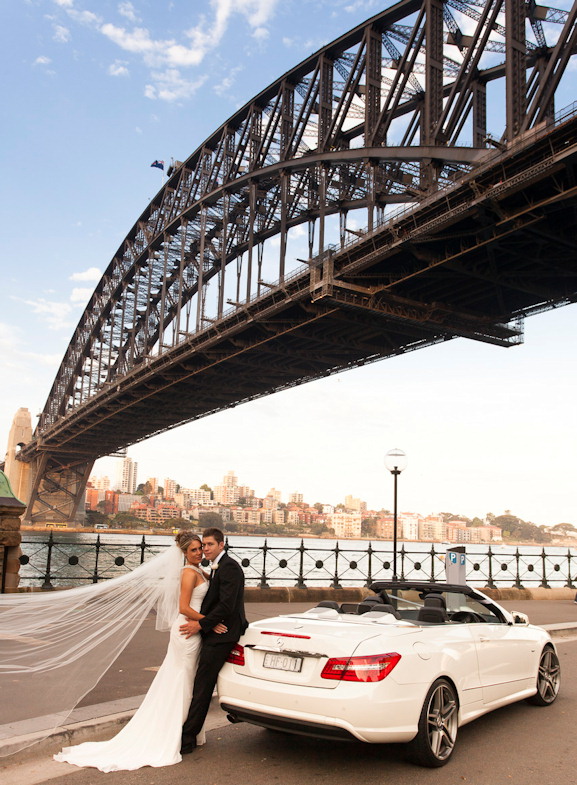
[179,620,201,638]
[213,623,228,634]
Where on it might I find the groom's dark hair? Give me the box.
[203,527,224,544]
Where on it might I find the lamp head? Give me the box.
[385,448,408,474]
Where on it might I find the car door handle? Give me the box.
[478,636,490,643]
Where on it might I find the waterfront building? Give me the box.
[290,492,304,504]
[329,512,362,539]
[400,513,421,540]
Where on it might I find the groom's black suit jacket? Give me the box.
[198,552,248,644]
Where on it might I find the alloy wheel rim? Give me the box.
[426,683,458,760]
[538,649,560,702]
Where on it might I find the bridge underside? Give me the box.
[24,117,577,523]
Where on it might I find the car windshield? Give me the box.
[378,588,505,624]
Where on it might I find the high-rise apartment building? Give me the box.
[164,478,177,499]
[120,457,138,494]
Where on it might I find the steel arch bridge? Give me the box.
[17,0,577,523]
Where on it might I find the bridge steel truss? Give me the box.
[18,0,577,523]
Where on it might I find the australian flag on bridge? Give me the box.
[150,160,165,171]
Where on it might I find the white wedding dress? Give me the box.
[54,566,208,772]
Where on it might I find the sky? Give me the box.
[1,0,576,527]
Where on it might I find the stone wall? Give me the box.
[0,471,26,592]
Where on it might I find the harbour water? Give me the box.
[18,531,577,589]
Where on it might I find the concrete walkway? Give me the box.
[1,598,576,767]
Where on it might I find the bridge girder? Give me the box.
[17,0,577,523]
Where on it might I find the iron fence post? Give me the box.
[430,544,437,582]
[41,531,55,590]
[399,544,406,580]
[139,535,147,563]
[540,548,550,588]
[92,534,101,583]
[295,539,306,588]
[566,549,574,589]
[332,541,341,589]
[486,546,495,588]
[365,542,373,587]
[260,538,270,588]
[514,548,523,589]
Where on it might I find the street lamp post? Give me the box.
[384,449,408,580]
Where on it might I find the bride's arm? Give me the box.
[178,569,204,621]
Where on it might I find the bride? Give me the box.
[52,531,224,772]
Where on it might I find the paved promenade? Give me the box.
[1,598,576,785]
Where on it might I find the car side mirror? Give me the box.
[511,611,529,625]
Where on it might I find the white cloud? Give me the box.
[118,1,139,23]
[70,267,101,281]
[252,26,269,41]
[108,59,130,77]
[53,24,71,42]
[52,0,281,101]
[14,296,74,331]
[214,66,243,96]
[34,55,52,66]
[70,287,93,304]
[145,69,207,102]
[68,8,102,26]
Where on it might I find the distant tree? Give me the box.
[313,502,323,513]
[113,511,145,529]
[143,481,153,496]
[199,511,223,528]
[470,517,484,527]
[335,503,345,511]
[85,510,112,527]
[485,512,495,522]
[361,517,378,537]
[200,484,213,499]
[170,517,197,529]
[551,522,577,533]
[136,483,145,495]
[223,521,239,533]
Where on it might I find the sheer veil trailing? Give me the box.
[0,543,185,756]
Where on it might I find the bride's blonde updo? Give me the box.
[175,530,202,553]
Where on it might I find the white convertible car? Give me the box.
[218,581,560,767]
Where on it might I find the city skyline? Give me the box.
[88,459,562,527]
[2,1,577,530]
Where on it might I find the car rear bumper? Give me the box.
[217,669,422,743]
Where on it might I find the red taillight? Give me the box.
[321,652,401,682]
[226,644,245,666]
[260,631,311,639]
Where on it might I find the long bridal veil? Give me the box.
[0,543,184,756]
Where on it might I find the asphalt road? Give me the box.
[3,634,576,785]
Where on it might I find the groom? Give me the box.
[179,527,248,754]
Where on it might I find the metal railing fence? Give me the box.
[13,532,577,590]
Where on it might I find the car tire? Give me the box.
[526,645,561,706]
[406,678,459,768]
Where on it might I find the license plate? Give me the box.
[263,652,303,673]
